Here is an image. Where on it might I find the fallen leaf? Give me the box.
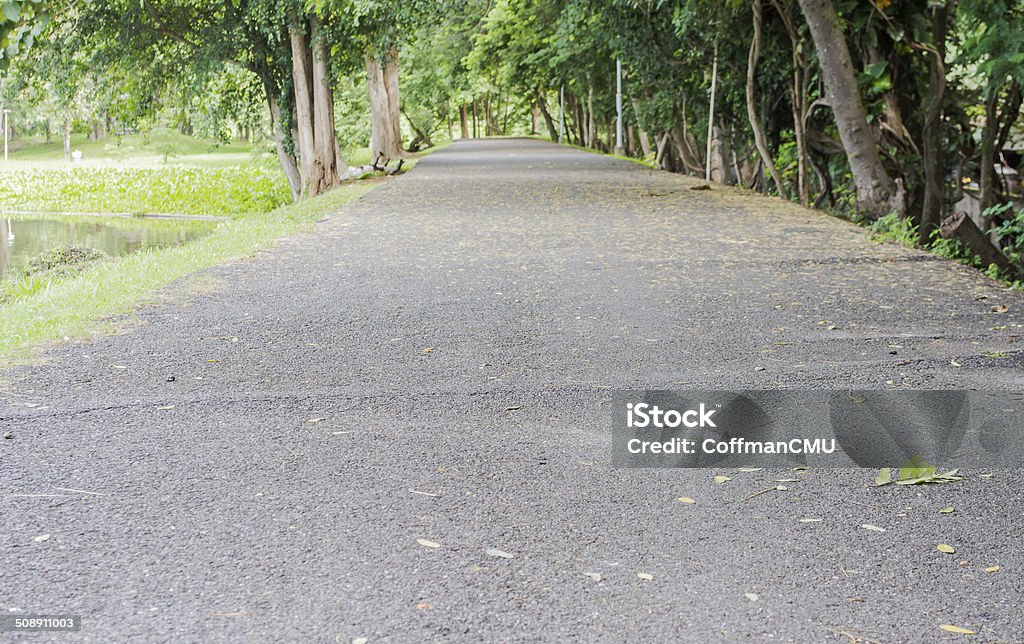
[937,544,956,554]
[307,417,326,424]
[799,518,822,523]
[744,592,759,602]
[985,565,1000,573]
[938,624,976,635]
[677,497,696,504]
[485,548,514,559]
[874,468,893,486]
[420,347,435,354]
[950,360,962,367]
[583,572,602,582]
[156,405,175,411]
[32,534,50,543]
[353,638,369,644]
[991,305,1009,314]
[416,539,440,549]
[861,524,886,533]
[415,603,432,610]
[939,507,955,514]
[737,467,763,473]
[503,405,522,412]
[773,478,799,483]
[713,475,732,484]
[637,572,653,581]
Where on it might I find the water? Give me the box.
[0,216,217,279]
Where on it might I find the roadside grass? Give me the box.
[0,164,290,216]
[869,212,1023,288]
[0,181,377,365]
[6,130,265,166]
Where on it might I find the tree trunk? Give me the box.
[267,92,302,201]
[979,91,1000,213]
[311,17,342,190]
[670,128,703,176]
[472,99,478,138]
[536,92,559,141]
[746,0,789,198]
[797,0,900,218]
[587,85,595,148]
[706,42,718,182]
[655,131,672,170]
[920,5,947,242]
[941,212,1019,277]
[289,23,320,195]
[365,48,404,162]
[770,0,808,204]
[631,98,653,157]
[459,103,469,138]
[63,119,71,163]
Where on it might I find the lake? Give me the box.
[0,216,218,279]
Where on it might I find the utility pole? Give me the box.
[558,85,565,144]
[614,59,624,156]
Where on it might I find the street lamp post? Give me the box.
[614,59,624,156]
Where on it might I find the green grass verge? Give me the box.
[0,164,290,216]
[7,130,265,165]
[0,180,378,365]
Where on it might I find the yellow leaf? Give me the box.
[713,476,731,484]
[937,544,956,554]
[985,565,1000,573]
[938,624,976,635]
[677,497,696,504]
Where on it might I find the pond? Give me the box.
[0,216,219,279]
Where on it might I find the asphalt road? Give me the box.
[2,139,1023,643]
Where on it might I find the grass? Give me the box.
[5,130,267,167]
[0,181,378,364]
[0,164,290,216]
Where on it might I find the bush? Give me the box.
[24,246,109,279]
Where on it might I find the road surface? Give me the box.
[3,139,1023,642]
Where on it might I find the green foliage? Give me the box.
[869,213,919,247]
[0,0,53,69]
[989,203,1024,264]
[0,165,290,215]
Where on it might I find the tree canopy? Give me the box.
[3,0,1024,275]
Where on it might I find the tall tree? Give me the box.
[796,0,901,218]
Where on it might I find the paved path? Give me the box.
[2,139,1023,642]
